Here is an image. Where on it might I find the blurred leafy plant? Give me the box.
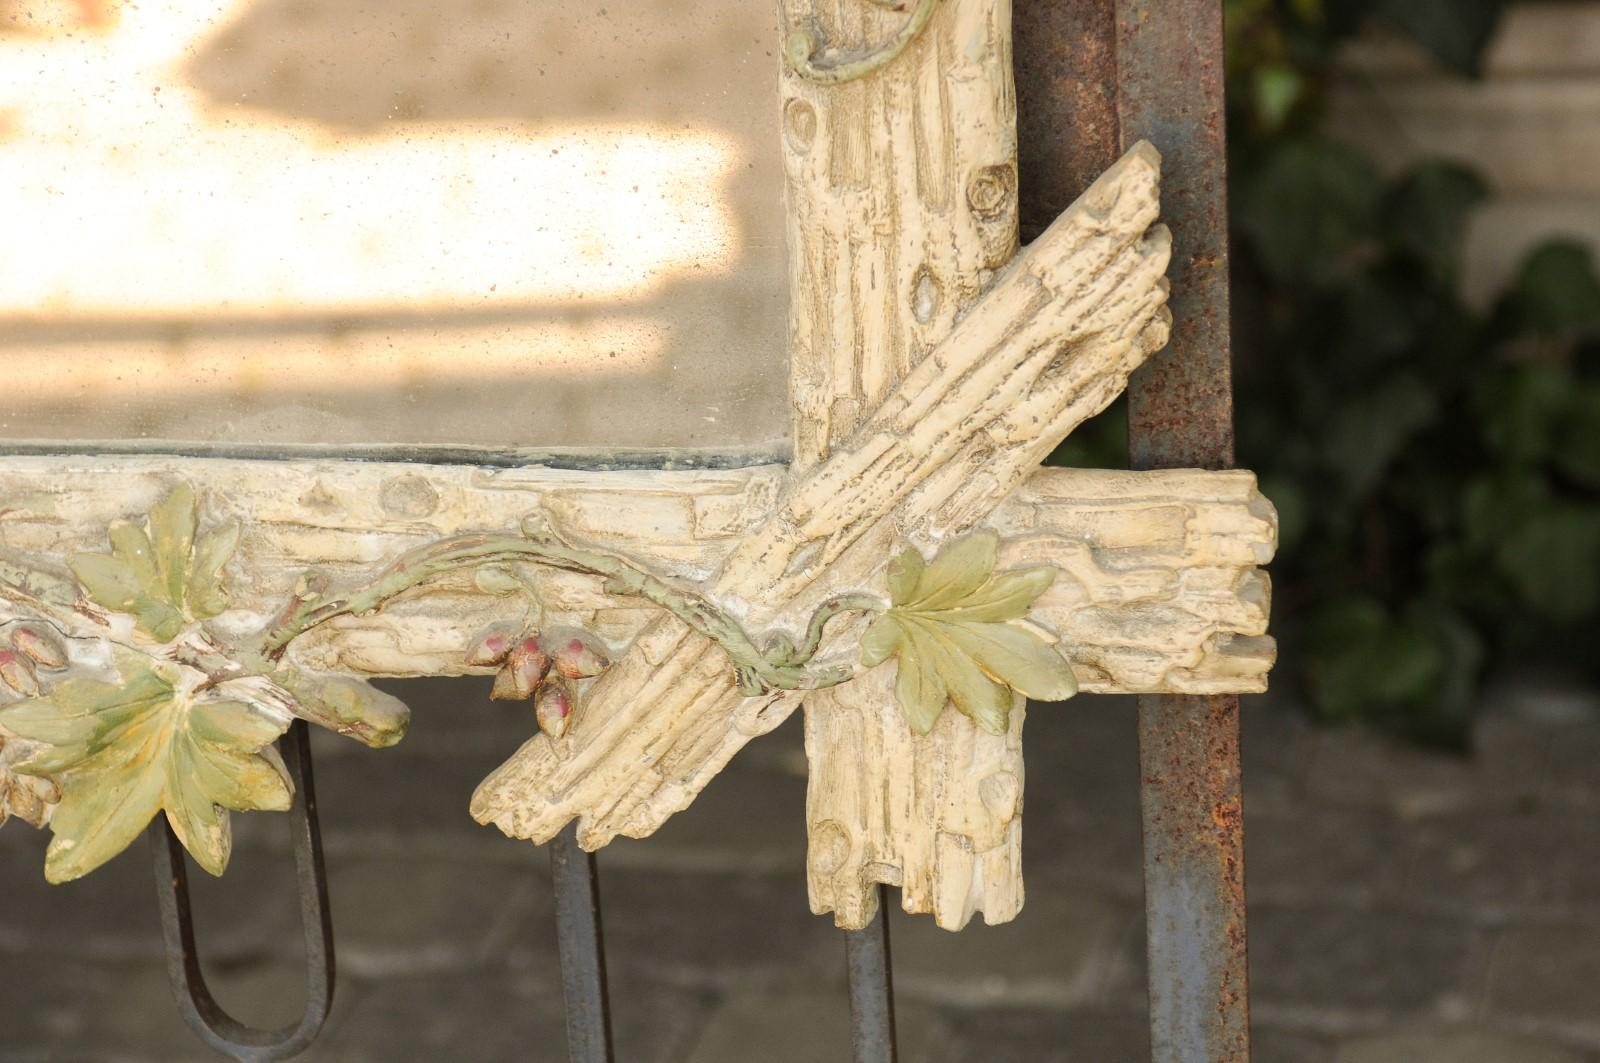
[1051,0,1600,746]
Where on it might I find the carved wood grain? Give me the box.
[785,0,1032,931]
[469,138,1183,861]
[0,457,1271,691]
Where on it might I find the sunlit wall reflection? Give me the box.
[0,0,790,451]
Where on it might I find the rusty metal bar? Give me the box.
[550,823,616,1063]
[1014,0,1120,242]
[992,2,1255,1059]
[150,719,335,1063]
[844,886,899,1063]
[1117,0,1237,470]
[1116,2,1252,1061]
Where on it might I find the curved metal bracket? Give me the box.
[150,720,335,1062]
[785,0,939,84]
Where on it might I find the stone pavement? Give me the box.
[3,677,1599,1062]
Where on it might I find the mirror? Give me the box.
[0,0,789,455]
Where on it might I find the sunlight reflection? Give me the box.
[0,0,784,450]
[0,0,740,313]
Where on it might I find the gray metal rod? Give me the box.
[845,885,899,1063]
[550,823,615,1063]
[1135,695,1250,1063]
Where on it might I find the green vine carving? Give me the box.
[0,485,1076,882]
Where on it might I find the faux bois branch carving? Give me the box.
[0,0,1276,934]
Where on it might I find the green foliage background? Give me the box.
[1049,0,1600,746]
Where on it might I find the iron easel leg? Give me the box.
[550,822,616,1063]
[150,719,336,1063]
[845,884,899,1063]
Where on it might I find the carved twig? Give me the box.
[783,0,938,84]
[256,522,878,694]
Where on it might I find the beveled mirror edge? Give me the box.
[0,439,792,473]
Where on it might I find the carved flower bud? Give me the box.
[536,678,575,739]
[541,627,610,680]
[12,625,68,670]
[465,623,521,667]
[0,650,40,697]
[490,637,550,701]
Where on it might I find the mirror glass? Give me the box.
[1,0,789,455]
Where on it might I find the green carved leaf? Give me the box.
[898,530,998,611]
[69,553,148,614]
[884,548,925,605]
[859,614,904,668]
[934,618,1078,702]
[149,482,198,607]
[186,522,241,620]
[473,566,524,596]
[277,671,410,749]
[107,520,164,597]
[68,485,237,641]
[0,653,291,882]
[907,617,1013,735]
[891,622,947,735]
[933,566,1057,624]
[865,532,1077,735]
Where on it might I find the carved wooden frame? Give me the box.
[0,0,1275,931]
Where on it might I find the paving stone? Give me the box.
[929,1005,1151,1063]
[1541,722,1600,813]
[1253,1027,1339,1062]
[1403,812,1600,919]
[1021,695,1146,897]
[1239,695,1324,815]
[598,867,841,992]
[1245,904,1475,1015]
[602,719,810,878]
[889,887,1139,1008]
[1302,727,1490,821]
[318,968,710,1063]
[1487,925,1600,1029]
[323,856,545,978]
[0,823,298,965]
[315,676,534,761]
[1333,1026,1590,1063]
[302,747,538,862]
[1245,805,1409,908]
[0,955,364,1063]
[681,991,951,1063]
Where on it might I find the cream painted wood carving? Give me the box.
[0,0,1276,928]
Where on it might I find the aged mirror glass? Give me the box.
[0,0,788,454]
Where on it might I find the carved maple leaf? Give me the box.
[68,482,240,643]
[860,530,1078,736]
[0,484,414,880]
[0,651,293,882]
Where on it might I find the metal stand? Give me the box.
[550,823,616,1063]
[845,885,899,1063]
[150,720,335,1063]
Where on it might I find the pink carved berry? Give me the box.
[536,679,575,739]
[465,623,521,667]
[490,637,550,701]
[0,649,40,697]
[541,627,610,680]
[12,625,68,670]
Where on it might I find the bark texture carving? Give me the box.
[785,0,1032,931]
[0,0,1280,927]
[0,458,1271,694]
[470,131,1180,857]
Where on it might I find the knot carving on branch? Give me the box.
[784,0,939,84]
[0,483,1076,884]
